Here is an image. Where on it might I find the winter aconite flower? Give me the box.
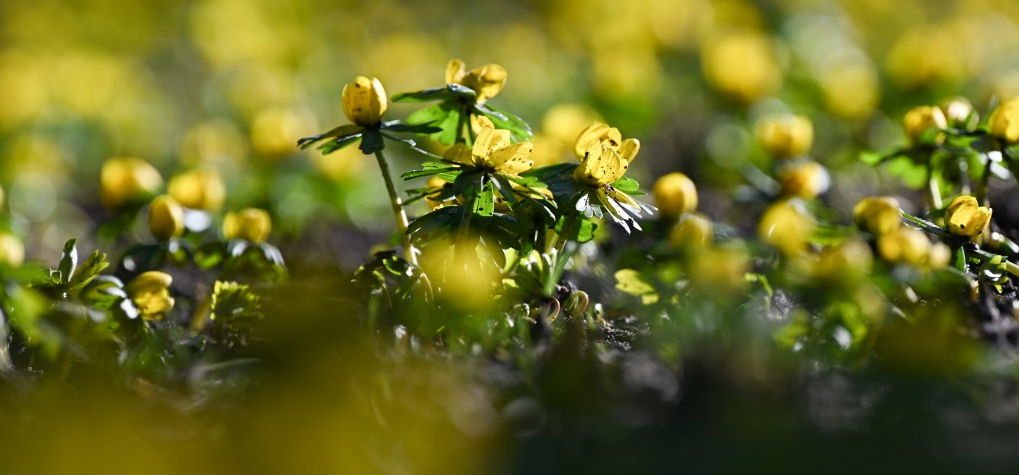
[853,197,901,235]
[224,208,272,243]
[758,200,816,256]
[100,157,163,209]
[0,232,25,267]
[940,97,976,129]
[652,173,698,219]
[443,116,533,174]
[572,122,640,186]
[445,59,507,103]
[903,105,947,145]
[669,213,713,248]
[988,98,1019,144]
[945,195,991,238]
[877,227,931,267]
[168,169,226,211]
[756,114,813,159]
[148,195,185,242]
[777,161,829,199]
[127,271,175,320]
[342,76,388,127]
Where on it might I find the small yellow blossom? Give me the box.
[652,173,698,219]
[0,232,25,267]
[444,116,533,174]
[100,157,163,209]
[445,59,507,103]
[148,195,185,242]
[223,208,272,243]
[814,239,873,282]
[940,97,975,129]
[342,76,387,127]
[127,271,175,320]
[701,30,781,103]
[572,122,640,186]
[669,213,712,248]
[877,227,930,267]
[758,200,816,256]
[853,197,902,235]
[425,176,448,210]
[168,169,226,211]
[989,98,1019,144]
[945,195,991,238]
[902,105,948,145]
[756,114,813,159]
[777,160,829,199]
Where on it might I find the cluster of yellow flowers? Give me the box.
[853,197,951,269]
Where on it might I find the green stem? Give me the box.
[900,211,951,238]
[374,149,417,265]
[971,248,1019,277]
[554,213,579,253]
[926,167,942,211]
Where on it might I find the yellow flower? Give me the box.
[853,197,901,235]
[877,227,930,267]
[342,76,387,127]
[0,232,25,267]
[251,107,315,158]
[902,105,947,145]
[701,31,781,103]
[928,242,952,270]
[945,195,991,238]
[127,271,175,320]
[444,116,533,174]
[148,195,185,242]
[758,200,816,256]
[940,97,975,129]
[168,169,226,211]
[688,243,750,294]
[100,157,163,209]
[777,160,829,199]
[223,208,272,243]
[425,176,448,210]
[445,59,507,103]
[669,213,712,248]
[755,114,813,159]
[652,172,698,219]
[814,239,873,282]
[572,122,640,186]
[988,98,1019,144]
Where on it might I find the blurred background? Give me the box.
[6,1,1019,473]
[6,0,1019,263]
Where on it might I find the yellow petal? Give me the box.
[573,122,621,159]
[617,138,640,163]
[489,142,534,175]
[472,126,512,162]
[341,76,387,126]
[574,144,623,185]
[445,59,466,85]
[443,143,473,165]
[462,63,507,101]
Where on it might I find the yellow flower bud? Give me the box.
[341,76,387,127]
[988,98,1019,144]
[940,97,975,129]
[100,157,163,209]
[945,195,991,238]
[148,195,185,242]
[877,227,930,267]
[669,213,712,248]
[853,197,901,235]
[0,232,25,267]
[223,208,272,243]
[168,169,226,211]
[127,271,175,320]
[755,114,813,159]
[927,242,951,270]
[446,59,507,103]
[701,31,781,103]
[902,105,947,145]
[777,160,829,199]
[758,200,816,256]
[815,239,873,282]
[652,173,698,219]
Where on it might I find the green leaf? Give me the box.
[402,161,461,180]
[382,122,443,134]
[297,124,364,150]
[611,176,641,194]
[318,133,363,154]
[476,103,533,141]
[58,239,78,286]
[392,84,476,103]
[473,179,496,217]
[68,250,110,295]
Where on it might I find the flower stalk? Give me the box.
[374,149,417,265]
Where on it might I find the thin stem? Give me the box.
[374,149,417,265]
[554,213,579,253]
[926,166,942,211]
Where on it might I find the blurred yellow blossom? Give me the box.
[652,172,698,219]
[669,213,713,248]
[127,271,175,320]
[854,197,902,235]
[446,59,507,103]
[701,30,781,103]
[148,195,185,242]
[903,105,948,145]
[989,98,1019,144]
[777,160,829,199]
[224,208,272,243]
[100,157,163,209]
[168,169,226,211]
[251,108,317,158]
[0,232,25,267]
[758,200,816,256]
[179,120,247,167]
[756,114,813,159]
[877,227,931,267]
